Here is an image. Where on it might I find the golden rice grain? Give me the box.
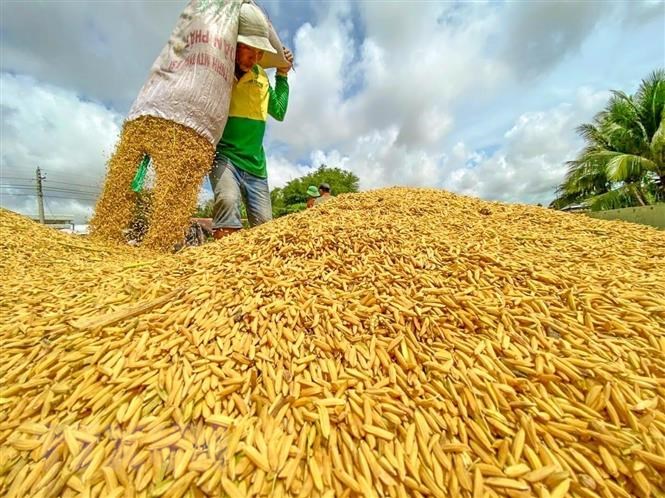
[1,188,664,497]
[89,116,214,252]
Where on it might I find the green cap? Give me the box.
[306,185,320,197]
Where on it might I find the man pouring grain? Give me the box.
[209,3,293,239]
[91,1,291,252]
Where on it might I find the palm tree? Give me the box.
[553,69,665,211]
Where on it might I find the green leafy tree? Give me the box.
[272,165,359,217]
[194,199,214,218]
[552,69,665,211]
[270,187,287,217]
[198,166,360,221]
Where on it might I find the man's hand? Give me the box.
[277,47,294,76]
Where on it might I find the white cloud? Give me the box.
[266,2,358,152]
[266,84,610,205]
[266,155,312,189]
[0,1,184,111]
[268,126,446,190]
[1,74,122,222]
[265,1,506,189]
[443,88,610,205]
[498,2,611,79]
[351,2,506,150]
[618,0,665,27]
[261,0,659,204]
[2,0,663,216]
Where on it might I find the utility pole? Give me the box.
[36,167,46,224]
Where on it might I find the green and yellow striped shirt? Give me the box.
[215,65,289,178]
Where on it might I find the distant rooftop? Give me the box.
[27,215,75,229]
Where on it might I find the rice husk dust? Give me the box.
[90,115,214,251]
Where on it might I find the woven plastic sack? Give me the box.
[127,0,288,146]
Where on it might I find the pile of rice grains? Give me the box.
[89,116,214,251]
[1,188,664,498]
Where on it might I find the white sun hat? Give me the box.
[237,3,277,54]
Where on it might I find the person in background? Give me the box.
[306,185,320,208]
[314,183,332,205]
[209,3,294,239]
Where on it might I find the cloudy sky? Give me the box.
[1,0,663,223]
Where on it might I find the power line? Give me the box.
[0,169,101,207]
[0,180,35,186]
[0,176,33,181]
[45,187,100,195]
[6,193,97,201]
[41,172,103,184]
[0,185,35,190]
[0,177,102,190]
[45,197,98,202]
[44,197,55,218]
[44,179,102,189]
[44,193,98,201]
[45,187,101,194]
[1,185,100,195]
